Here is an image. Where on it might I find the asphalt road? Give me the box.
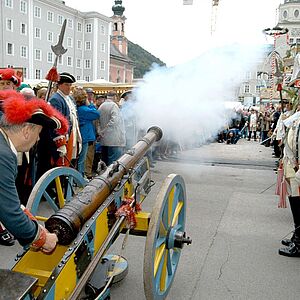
[1,138,300,299]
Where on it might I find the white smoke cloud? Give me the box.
[130,43,266,145]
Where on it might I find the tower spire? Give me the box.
[112,0,125,16]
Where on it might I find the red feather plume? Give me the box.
[1,90,69,135]
[0,68,21,87]
[45,67,60,82]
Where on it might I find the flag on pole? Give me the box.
[183,0,193,5]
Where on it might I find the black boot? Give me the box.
[279,196,300,257]
[281,234,294,247]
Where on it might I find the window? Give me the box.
[86,24,92,33]
[6,19,13,31]
[47,52,53,63]
[85,76,90,82]
[20,1,27,13]
[5,0,13,8]
[283,10,288,19]
[295,10,299,18]
[58,56,63,65]
[101,43,105,52]
[290,38,294,44]
[7,43,14,55]
[47,11,54,22]
[77,40,82,49]
[297,38,300,44]
[34,6,41,18]
[100,25,105,35]
[35,49,42,60]
[58,15,63,25]
[85,41,91,50]
[255,85,260,94]
[35,27,41,39]
[76,59,81,68]
[76,75,81,80]
[35,69,41,80]
[68,19,73,29]
[100,60,105,70]
[20,46,27,58]
[47,31,53,42]
[77,22,82,32]
[20,23,27,35]
[67,57,72,66]
[67,37,73,48]
[244,84,250,93]
[85,59,91,69]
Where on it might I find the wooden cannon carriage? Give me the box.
[1,127,191,300]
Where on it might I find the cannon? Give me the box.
[3,126,191,300]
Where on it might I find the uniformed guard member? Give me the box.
[0,90,68,252]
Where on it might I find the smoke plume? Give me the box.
[131,43,265,145]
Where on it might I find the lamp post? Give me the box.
[263,27,289,111]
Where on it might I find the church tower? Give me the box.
[111,0,128,55]
[109,0,134,84]
[276,0,300,58]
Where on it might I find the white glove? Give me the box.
[57,145,67,157]
[295,169,300,184]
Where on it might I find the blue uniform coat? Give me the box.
[0,133,37,246]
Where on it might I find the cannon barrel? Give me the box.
[45,126,163,245]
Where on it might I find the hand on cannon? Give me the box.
[31,225,58,253]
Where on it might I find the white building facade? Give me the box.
[0,0,112,81]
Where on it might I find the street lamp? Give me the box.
[263,26,289,110]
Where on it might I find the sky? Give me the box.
[67,0,283,67]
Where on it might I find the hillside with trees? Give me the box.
[128,40,166,79]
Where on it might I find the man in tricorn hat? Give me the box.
[36,72,81,178]
[0,90,68,251]
[0,69,22,245]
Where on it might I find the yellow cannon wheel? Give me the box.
[26,167,87,221]
[143,174,191,300]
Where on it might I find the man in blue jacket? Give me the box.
[0,90,68,252]
[36,72,81,179]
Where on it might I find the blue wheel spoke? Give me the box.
[155,236,166,248]
[170,185,180,222]
[65,176,73,202]
[166,249,173,276]
[43,191,59,212]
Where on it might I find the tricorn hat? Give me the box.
[57,72,76,84]
[0,68,21,87]
[0,90,68,134]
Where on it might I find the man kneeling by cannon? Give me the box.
[0,90,68,252]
